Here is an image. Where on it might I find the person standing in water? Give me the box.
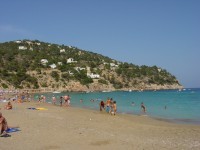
[141,102,146,113]
[52,95,56,105]
[112,101,117,115]
[60,96,63,107]
[99,101,105,111]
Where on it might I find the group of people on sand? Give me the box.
[40,93,147,115]
[0,91,31,103]
[38,95,46,103]
[99,99,147,115]
[99,98,117,116]
[51,95,71,107]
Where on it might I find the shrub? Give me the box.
[1,83,8,88]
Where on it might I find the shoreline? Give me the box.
[65,103,200,126]
[0,101,200,150]
[0,86,184,94]
[1,89,200,126]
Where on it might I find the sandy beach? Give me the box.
[0,101,200,150]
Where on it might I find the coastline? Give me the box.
[0,101,200,150]
[1,88,199,126]
[0,82,183,94]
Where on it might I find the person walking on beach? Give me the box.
[141,102,146,113]
[63,95,70,107]
[105,98,111,113]
[99,101,105,111]
[109,98,114,114]
[111,101,117,115]
[67,95,71,107]
[52,95,56,105]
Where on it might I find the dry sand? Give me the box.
[0,101,200,150]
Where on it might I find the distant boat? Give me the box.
[52,91,61,93]
[102,90,111,93]
[129,89,132,92]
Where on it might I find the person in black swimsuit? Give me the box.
[141,102,146,113]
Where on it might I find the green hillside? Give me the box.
[0,40,182,91]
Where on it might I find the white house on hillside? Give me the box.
[49,64,56,69]
[18,46,27,50]
[87,73,100,79]
[110,63,119,67]
[67,58,77,63]
[15,40,21,43]
[68,71,74,75]
[158,68,162,72]
[60,49,65,53]
[41,59,48,65]
[75,67,85,71]
[26,41,33,45]
[58,62,63,65]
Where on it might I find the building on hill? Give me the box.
[67,58,77,63]
[75,67,85,71]
[18,46,27,50]
[41,59,48,65]
[15,40,21,43]
[58,62,63,65]
[87,73,100,79]
[49,64,56,69]
[60,49,65,53]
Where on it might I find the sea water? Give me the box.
[34,88,200,125]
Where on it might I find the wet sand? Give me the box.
[0,101,200,150]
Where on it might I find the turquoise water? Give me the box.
[33,88,200,125]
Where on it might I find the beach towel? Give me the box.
[27,107,48,110]
[27,107,37,110]
[6,128,21,133]
[36,107,48,110]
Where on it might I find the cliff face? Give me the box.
[1,68,183,92]
[62,82,183,92]
[29,69,183,92]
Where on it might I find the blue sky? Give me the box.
[0,0,199,88]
